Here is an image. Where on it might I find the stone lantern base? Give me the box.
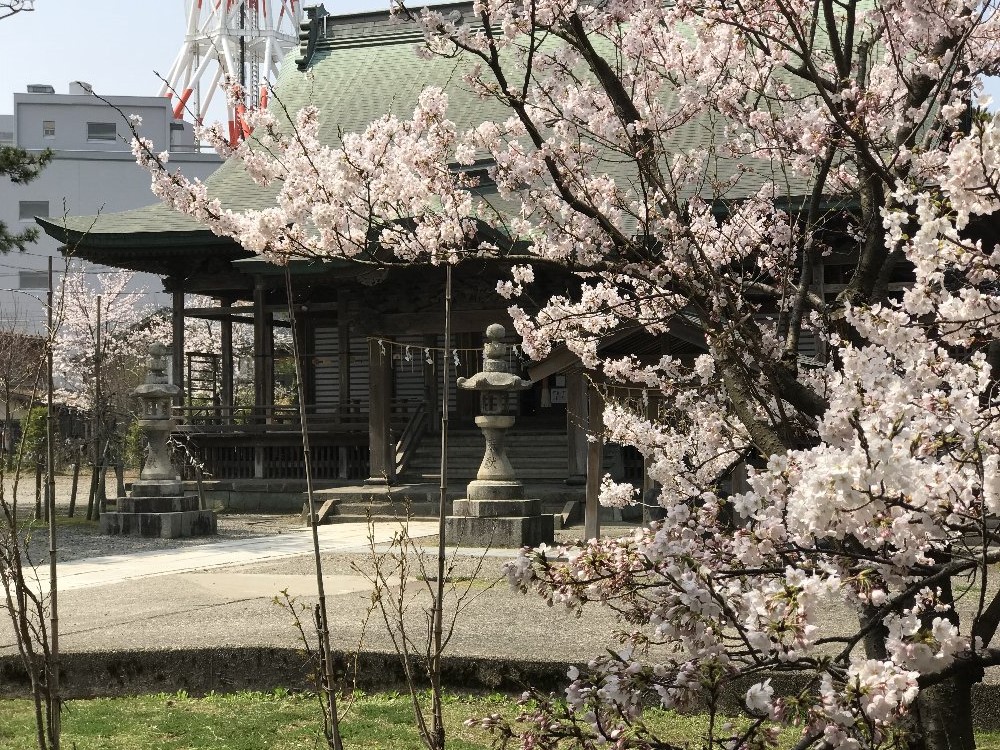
[101,480,216,538]
[446,493,553,548]
[444,447,556,547]
[445,511,553,549]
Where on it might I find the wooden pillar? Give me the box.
[253,278,275,417]
[171,287,184,406]
[585,382,604,540]
[566,367,587,485]
[295,309,311,404]
[220,296,234,421]
[336,294,353,478]
[264,314,274,409]
[366,337,395,484]
[338,291,351,413]
[252,279,274,479]
[642,391,657,524]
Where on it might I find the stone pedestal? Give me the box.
[445,514,554,548]
[101,343,216,539]
[445,324,554,548]
[100,494,217,538]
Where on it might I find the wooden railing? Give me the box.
[172,400,371,431]
[171,399,425,481]
[173,431,371,482]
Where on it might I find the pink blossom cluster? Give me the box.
[130,0,1000,746]
[52,268,161,411]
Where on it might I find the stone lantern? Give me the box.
[133,343,180,485]
[445,324,554,547]
[101,343,216,538]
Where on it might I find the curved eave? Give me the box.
[36,217,253,274]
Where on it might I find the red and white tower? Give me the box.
[160,0,303,143]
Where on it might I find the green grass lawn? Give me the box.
[0,691,508,750]
[3,690,1000,750]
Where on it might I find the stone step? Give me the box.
[114,495,202,514]
[322,514,440,524]
[408,450,568,464]
[334,501,450,517]
[100,509,217,538]
[327,513,567,541]
[408,459,567,470]
[413,431,567,442]
[413,433,567,443]
[409,472,569,483]
[407,449,568,465]
[308,495,581,525]
[410,452,568,462]
[410,444,568,455]
[407,470,568,479]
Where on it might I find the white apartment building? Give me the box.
[0,82,221,333]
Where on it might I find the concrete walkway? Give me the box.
[2,520,630,702]
[27,521,440,592]
[2,520,622,674]
[3,522,1000,732]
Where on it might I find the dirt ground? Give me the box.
[2,469,305,562]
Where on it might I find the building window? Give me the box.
[42,120,55,138]
[18,200,48,220]
[18,270,48,289]
[86,121,117,142]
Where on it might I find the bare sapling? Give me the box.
[356,513,497,750]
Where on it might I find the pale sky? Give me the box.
[2,2,998,117]
[0,1,390,118]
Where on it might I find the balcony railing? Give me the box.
[172,400,377,432]
[170,400,422,482]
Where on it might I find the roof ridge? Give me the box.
[298,1,480,64]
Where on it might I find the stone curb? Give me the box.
[2,648,1000,729]
[0,648,567,700]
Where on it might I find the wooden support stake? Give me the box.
[34,461,42,521]
[566,367,588,486]
[68,457,80,518]
[115,464,125,498]
[85,464,98,521]
[585,383,604,541]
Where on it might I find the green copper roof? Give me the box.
[45,2,809,250]
[47,4,507,245]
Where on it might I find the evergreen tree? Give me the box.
[0,146,52,253]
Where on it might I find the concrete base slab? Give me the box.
[191,480,585,514]
[445,514,554,548]
[560,500,580,527]
[100,509,217,538]
[0,647,576,701]
[116,495,200,514]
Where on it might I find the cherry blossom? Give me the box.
[52,268,160,411]
[130,0,1000,747]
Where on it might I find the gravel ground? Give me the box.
[6,471,638,564]
[27,517,636,566]
[19,512,306,564]
[6,472,305,563]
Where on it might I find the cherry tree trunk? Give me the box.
[916,674,977,750]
